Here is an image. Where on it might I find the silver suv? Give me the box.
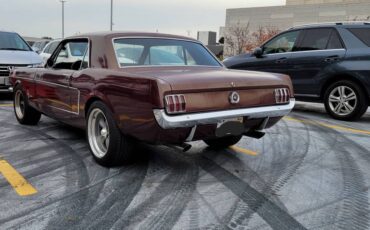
[0,31,42,92]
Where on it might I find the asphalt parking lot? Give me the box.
[0,97,369,230]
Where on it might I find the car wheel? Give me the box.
[203,135,242,149]
[324,80,368,121]
[13,85,41,125]
[86,101,134,167]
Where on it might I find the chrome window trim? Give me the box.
[111,36,224,68]
[154,99,295,129]
[263,48,346,56]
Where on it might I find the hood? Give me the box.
[0,50,43,65]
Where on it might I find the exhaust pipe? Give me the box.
[244,130,265,139]
[167,143,192,152]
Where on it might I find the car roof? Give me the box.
[67,31,198,42]
[290,21,370,30]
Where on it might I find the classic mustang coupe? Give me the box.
[10,32,295,166]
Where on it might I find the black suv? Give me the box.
[224,22,370,121]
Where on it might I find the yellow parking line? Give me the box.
[230,146,258,156]
[284,116,370,135]
[0,104,13,107]
[0,159,37,196]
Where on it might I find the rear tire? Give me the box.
[86,101,134,167]
[324,80,368,121]
[13,85,41,125]
[204,135,242,149]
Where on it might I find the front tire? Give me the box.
[13,85,41,125]
[86,101,134,167]
[324,80,368,121]
[204,135,242,149]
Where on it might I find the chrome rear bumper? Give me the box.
[153,99,295,129]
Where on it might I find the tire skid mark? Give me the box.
[199,155,307,230]
[0,122,90,228]
[109,147,199,230]
[47,163,147,229]
[0,165,139,228]
[200,149,290,229]
[78,162,148,229]
[223,119,310,229]
[292,115,370,230]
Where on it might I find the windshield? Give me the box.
[0,32,31,51]
[113,38,221,67]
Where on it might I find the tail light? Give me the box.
[274,88,290,104]
[165,94,186,114]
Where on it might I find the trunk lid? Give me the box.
[124,66,293,113]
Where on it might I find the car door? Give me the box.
[36,39,88,120]
[239,30,301,74]
[289,28,346,95]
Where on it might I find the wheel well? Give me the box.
[321,75,369,101]
[84,97,101,117]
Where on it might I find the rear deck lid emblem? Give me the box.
[229,91,240,104]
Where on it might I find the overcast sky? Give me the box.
[1,0,285,39]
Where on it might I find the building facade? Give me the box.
[221,0,370,55]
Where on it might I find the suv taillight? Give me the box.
[275,88,290,104]
[165,94,186,114]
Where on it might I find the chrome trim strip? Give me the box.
[154,99,295,129]
[294,94,320,98]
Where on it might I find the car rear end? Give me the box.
[148,67,294,143]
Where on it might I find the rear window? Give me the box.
[348,28,370,47]
[113,38,221,67]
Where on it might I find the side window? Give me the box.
[43,43,51,53]
[327,31,344,49]
[348,28,370,47]
[52,40,88,70]
[47,42,59,54]
[263,31,299,54]
[298,28,332,51]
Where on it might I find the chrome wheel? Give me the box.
[328,86,357,116]
[15,90,25,119]
[88,108,110,158]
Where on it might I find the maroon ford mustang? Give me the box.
[10,32,295,166]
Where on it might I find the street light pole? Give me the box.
[110,0,113,31]
[60,0,67,38]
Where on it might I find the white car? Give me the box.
[0,30,42,92]
[40,39,85,64]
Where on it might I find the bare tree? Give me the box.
[223,23,281,57]
[252,26,280,48]
[224,22,251,56]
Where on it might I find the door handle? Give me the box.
[275,57,288,64]
[324,55,340,63]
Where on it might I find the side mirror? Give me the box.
[253,47,263,58]
[46,59,54,68]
